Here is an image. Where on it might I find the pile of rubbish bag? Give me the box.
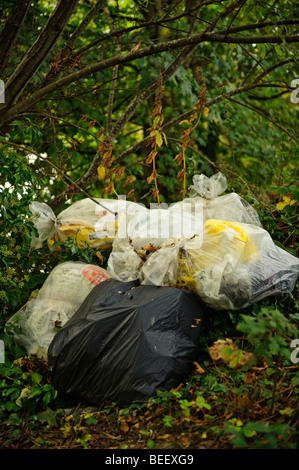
[29,172,299,311]
[7,172,298,406]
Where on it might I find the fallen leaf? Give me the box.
[120,420,130,434]
[193,361,205,375]
[208,338,253,368]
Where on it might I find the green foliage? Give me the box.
[237,306,299,365]
[0,149,40,310]
[224,420,296,449]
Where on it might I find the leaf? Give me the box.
[85,415,97,425]
[193,361,205,375]
[97,166,105,181]
[276,195,296,210]
[274,44,283,56]
[29,385,42,399]
[203,107,209,118]
[208,338,253,368]
[174,152,183,165]
[124,175,134,187]
[30,372,42,384]
[6,413,22,426]
[243,427,257,438]
[257,43,266,59]
[161,132,168,146]
[177,168,186,181]
[15,387,32,407]
[120,419,130,434]
[115,166,126,180]
[147,439,155,448]
[150,130,158,137]
[146,150,157,165]
[195,395,211,410]
[153,116,161,129]
[144,243,158,253]
[126,188,135,199]
[147,169,157,184]
[155,132,163,147]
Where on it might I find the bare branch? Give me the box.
[226,96,298,142]
[63,0,106,54]
[0,140,116,214]
[0,0,30,75]
[1,25,298,128]
[3,0,80,106]
[47,77,282,210]
[253,58,294,83]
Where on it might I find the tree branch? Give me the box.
[112,81,294,165]
[63,0,105,54]
[3,0,80,107]
[0,140,116,214]
[46,78,277,210]
[253,58,294,83]
[36,0,106,91]
[1,25,298,128]
[225,96,298,142]
[216,18,299,36]
[0,0,30,75]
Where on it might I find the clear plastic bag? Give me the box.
[29,198,133,250]
[107,173,298,310]
[173,172,262,227]
[107,202,203,283]
[177,219,299,309]
[6,262,110,358]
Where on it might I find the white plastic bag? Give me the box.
[173,172,262,227]
[107,202,203,284]
[29,198,133,250]
[7,262,110,358]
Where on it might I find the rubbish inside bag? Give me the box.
[107,173,299,310]
[7,262,110,358]
[29,198,133,250]
[177,219,299,310]
[48,278,207,406]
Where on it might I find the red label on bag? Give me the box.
[82,266,109,286]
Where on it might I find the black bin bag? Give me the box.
[48,278,206,407]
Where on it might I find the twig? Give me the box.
[0,140,117,215]
[226,96,298,142]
